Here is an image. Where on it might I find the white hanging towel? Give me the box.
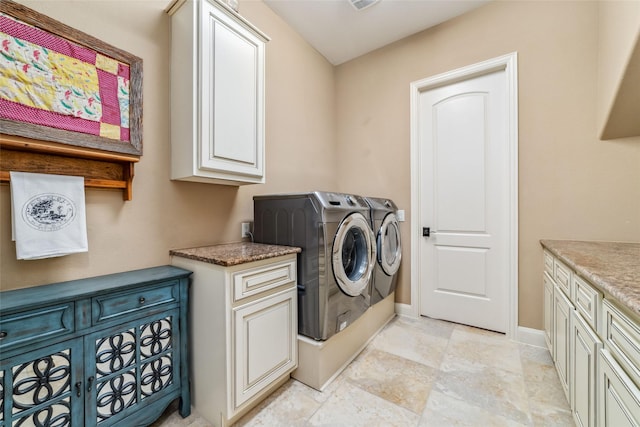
[10,171,88,260]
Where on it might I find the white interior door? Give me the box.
[416,64,513,333]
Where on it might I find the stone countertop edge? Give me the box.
[540,240,640,316]
[169,242,302,267]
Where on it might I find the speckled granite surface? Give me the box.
[170,242,301,267]
[540,240,640,316]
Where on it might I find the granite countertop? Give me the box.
[169,242,301,267]
[540,240,640,316]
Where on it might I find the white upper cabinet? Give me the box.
[168,0,269,185]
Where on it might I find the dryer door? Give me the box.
[378,213,402,276]
[332,213,376,296]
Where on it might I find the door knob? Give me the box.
[422,227,437,237]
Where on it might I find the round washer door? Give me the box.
[332,212,376,297]
[378,213,402,276]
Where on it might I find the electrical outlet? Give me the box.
[241,222,251,238]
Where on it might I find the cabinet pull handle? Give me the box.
[75,382,82,397]
[0,331,7,339]
[139,297,146,304]
[87,376,94,392]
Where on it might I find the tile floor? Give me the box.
[152,315,574,427]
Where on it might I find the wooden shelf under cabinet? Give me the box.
[0,134,138,201]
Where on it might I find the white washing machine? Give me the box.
[253,192,377,341]
[365,197,402,306]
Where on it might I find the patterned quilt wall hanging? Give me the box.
[0,0,142,156]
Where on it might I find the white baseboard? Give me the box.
[394,302,547,348]
[394,302,416,318]
[515,326,547,348]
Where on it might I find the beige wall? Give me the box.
[334,0,640,328]
[2,0,639,331]
[0,0,336,290]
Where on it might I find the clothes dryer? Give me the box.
[365,197,402,306]
[253,192,376,341]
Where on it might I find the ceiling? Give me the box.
[263,0,490,65]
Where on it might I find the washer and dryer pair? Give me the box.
[253,191,401,341]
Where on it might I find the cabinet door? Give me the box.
[232,287,297,410]
[199,0,265,180]
[0,339,84,427]
[598,349,640,426]
[571,311,602,427]
[84,310,181,426]
[543,272,554,356]
[553,284,573,403]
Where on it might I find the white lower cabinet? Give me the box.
[543,272,555,356]
[553,283,574,402]
[233,288,296,408]
[598,349,640,426]
[542,248,640,427]
[572,310,603,427]
[171,254,297,426]
[601,300,640,387]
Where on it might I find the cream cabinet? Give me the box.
[572,309,603,427]
[168,0,269,185]
[170,254,297,426]
[598,349,640,426]
[553,280,574,402]
[542,248,640,427]
[572,274,604,427]
[544,248,574,403]
[543,250,555,354]
[599,299,640,426]
[543,272,555,355]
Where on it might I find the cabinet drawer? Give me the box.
[0,303,74,351]
[92,282,179,324]
[573,275,601,332]
[602,300,640,387]
[543,250,554,276]
[233,259,296,302]
[553,258,572,296]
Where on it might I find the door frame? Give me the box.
[408,52,519,339]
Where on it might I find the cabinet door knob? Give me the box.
[75,382,82,397]
[139,297,146,304]
[0,331,7,339]
[87,376,94,392]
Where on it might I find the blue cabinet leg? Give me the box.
[179,391,191,418]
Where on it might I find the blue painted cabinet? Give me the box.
[0,266,192,427]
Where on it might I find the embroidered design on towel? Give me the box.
[23,193,77,232]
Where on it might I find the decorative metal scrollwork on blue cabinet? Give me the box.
[0,266,192,426]
[12,350,74,427]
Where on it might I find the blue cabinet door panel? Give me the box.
[83,309,181,426]
[0,338,84,427]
